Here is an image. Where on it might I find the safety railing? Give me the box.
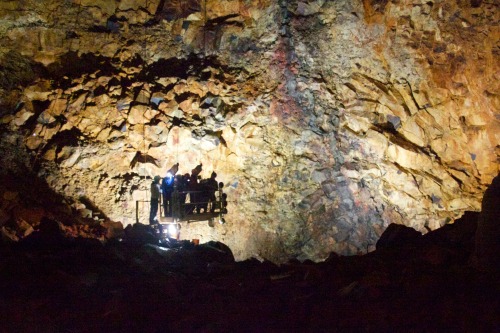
[136,183,227,225]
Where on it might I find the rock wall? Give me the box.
[0,0,498,262]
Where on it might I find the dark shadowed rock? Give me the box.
[123,223,158,246]
[199,240,235,263]
[18,217,69,250]
[422,211,478,246]
[38,217,62,235]
[376,223,422,250]
[421,211,479,266]
[473,174,500,272]
[101,221,125,239]
[0,212,499,333]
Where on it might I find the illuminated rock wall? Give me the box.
[0,0,498,262]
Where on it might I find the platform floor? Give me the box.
[159,212,219,223]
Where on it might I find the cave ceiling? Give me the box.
[0,0,498,262]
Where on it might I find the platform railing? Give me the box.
[135,183,226,225]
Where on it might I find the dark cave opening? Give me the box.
[140,54,223,81]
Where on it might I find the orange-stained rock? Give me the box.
[13,207,46,227]
[101,221,125,239]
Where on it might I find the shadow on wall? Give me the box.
[78,196,109,221]
[0,167,109,241]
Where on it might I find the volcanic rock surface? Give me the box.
[0,0,498,262]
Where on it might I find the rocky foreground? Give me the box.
[0,211,498,333]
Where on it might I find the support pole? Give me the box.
[218,183,223,220]
[172,187,180,222]
[136,200,139,224]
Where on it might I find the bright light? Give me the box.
[167,224,177,234]
[167,223,179,238]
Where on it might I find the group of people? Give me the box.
[149,163,220,225]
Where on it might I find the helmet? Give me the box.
[154,175,161,182]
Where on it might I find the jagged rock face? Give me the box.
[0,0,498,262]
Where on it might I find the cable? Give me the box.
[140,0,150,221]
[174,126,179,165]
[203,0,207,56]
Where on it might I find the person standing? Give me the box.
[162,163,179,217]
[189,163,203,213]
[150,175,161,225]
[206,171,218,213]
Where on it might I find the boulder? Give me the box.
[422,211,479,248]
[124,223,158,246]
[197,240,235,264]
[19,217,68,250]
[0,226,18,243]
[101,221,125,240]
[13,207,45,227]
[473,174,500,272]
[376,223,422,250]
[14,219,34,238]
[0,208,9,226]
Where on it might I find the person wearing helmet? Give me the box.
[162,163,179,217]
[188,163,203,214]
[150,175,161,225]
[204,171,218,213]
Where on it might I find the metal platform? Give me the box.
[159,212,221,223]
[136,183,227,227]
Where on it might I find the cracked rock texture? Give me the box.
[0,0,498,262]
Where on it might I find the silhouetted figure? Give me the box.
[180,173,190,214]
[150,176,161,225]
[171,176,180,219]
[189,163,203,214]
[198,180,208,213]
[203,171,219,213]
[162,163,179,217]
[172,174,186,217]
